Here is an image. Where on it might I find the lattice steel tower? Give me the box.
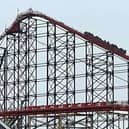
[0,9,129,129]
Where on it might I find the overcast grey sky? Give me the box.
[0,0,129,53]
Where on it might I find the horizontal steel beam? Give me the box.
[0,102,129,117]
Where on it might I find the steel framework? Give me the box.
[0,9,129,129]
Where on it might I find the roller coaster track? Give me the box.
[0,102,129,117]
[3,9,129,61]
[0,9,129,129]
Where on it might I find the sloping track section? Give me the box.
[0,9,129,129]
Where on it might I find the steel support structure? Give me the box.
[0,17,37,128]
[46,23,75,129]
[0,10,129,129]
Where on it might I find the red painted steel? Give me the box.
[0,102,129,117]
[5,10,129,61]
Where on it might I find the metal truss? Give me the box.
[0,9,129,129]
[46,23,75,129]
[85,43,114,128]
[0,16,37,128]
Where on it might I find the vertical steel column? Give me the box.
[26,17,37,107]
[17,22,27,129]
[4,45,7,122]
[34,18,38,129]
[26,17,37,129]
[46,22,49,129]
[46,23,56,129]
[65,32,76,128]
[7,35,16,109]
[85,41,88,128]
[106,52,109,129]
[73,33,76,129]
[53,24,56,128]
[85,41,93,102]
[85,41,93,129]
[3,45,7,112]
[66,31,69,129]
[0,47,6,113]
[106,52,114,129]
[17,31,21,129]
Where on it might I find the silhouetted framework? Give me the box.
[0,9,129,129]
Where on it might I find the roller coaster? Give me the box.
[0,9,129,129]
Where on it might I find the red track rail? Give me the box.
[4,10,129,61]
[1,102,129,117]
